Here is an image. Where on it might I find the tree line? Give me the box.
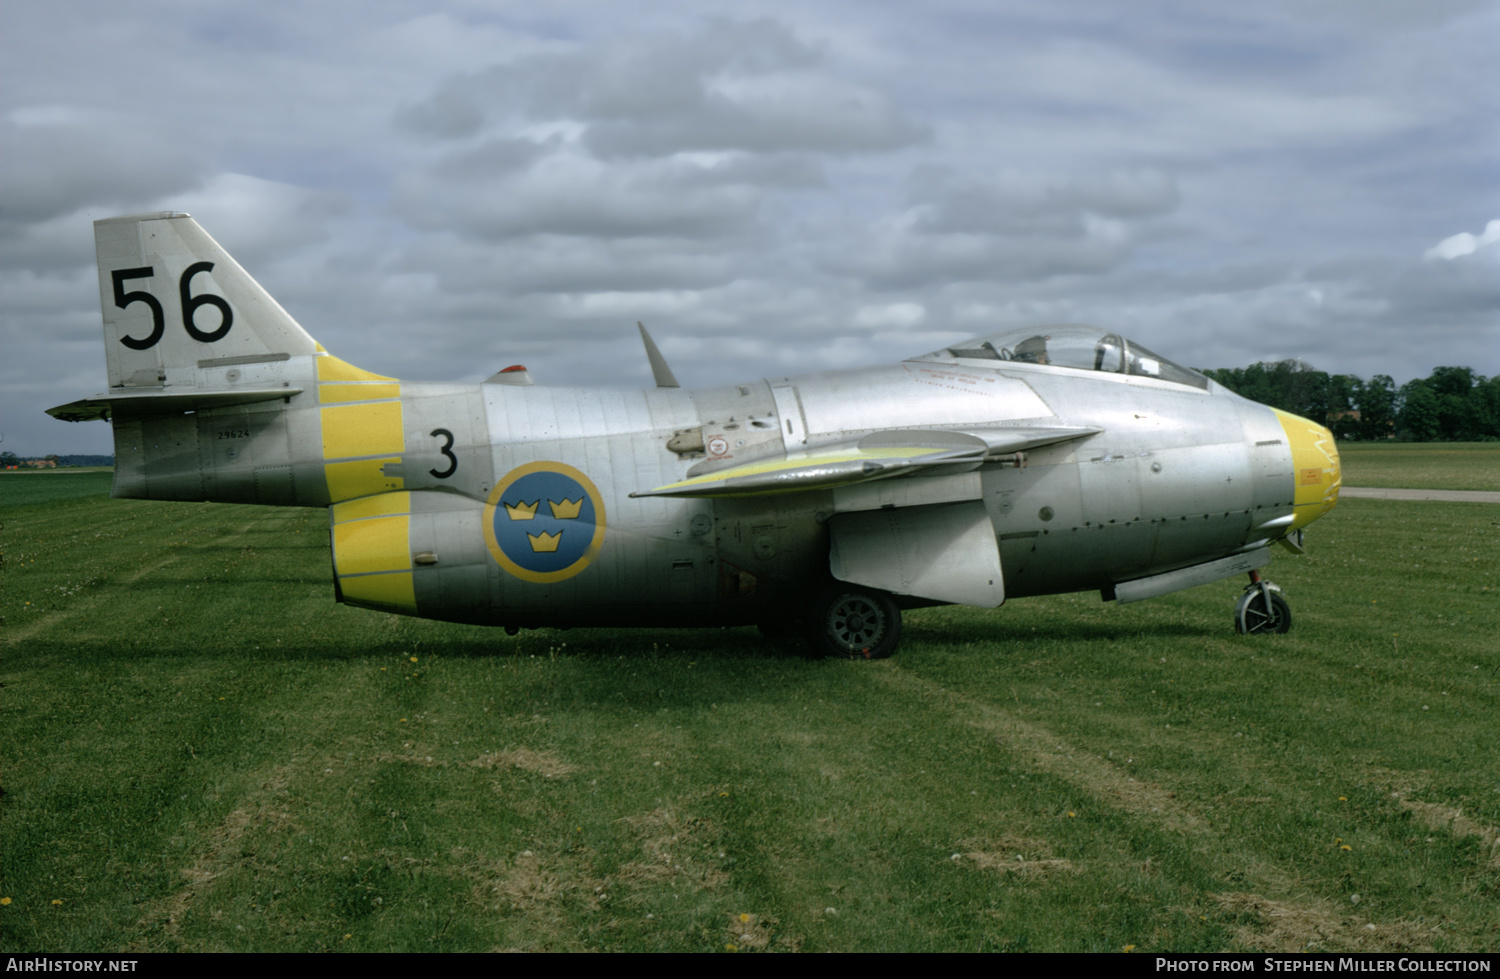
[1198,361,1500,441]
[1,453,114,468]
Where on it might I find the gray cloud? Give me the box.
[1371,249,1500,322]
[392,152,766,240]
[826,169,1180,289]
[402,232,741,296]
[382,19,919,308]
[396,19,925,157]
[583,71,926,158]
[912,170,1180,233]
[425,136,557,181]
[1,116,207,226]
[2,2,1497,458]
[831,224,1135,290]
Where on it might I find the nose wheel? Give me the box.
[1235,571,1291,634]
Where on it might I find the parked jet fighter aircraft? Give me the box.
[50,213,1341,657]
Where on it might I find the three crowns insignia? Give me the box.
[505,497,585,552]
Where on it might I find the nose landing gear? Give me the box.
[1235,570,1291,634]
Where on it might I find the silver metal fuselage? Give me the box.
[56,212,1339,634]
[106,351,1327,629]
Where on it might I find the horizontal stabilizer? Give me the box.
[47,387,303,422]
[631,424,1099,499]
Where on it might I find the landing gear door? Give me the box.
[828,501,1004,608]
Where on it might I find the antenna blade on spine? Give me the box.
[637,321,680,388]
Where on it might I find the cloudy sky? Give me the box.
[3,0,1497,457]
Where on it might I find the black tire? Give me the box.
[809,585,902,659]
[1235,588,1291,635]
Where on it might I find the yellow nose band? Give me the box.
[1273,408,1341,532]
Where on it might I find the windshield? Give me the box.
[915,325,1208,390]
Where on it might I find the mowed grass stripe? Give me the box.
[508,657,1226,952]
[888,497,1498,950]
[866,663,1463,952]
[118,660,480,952]
[6,496,330,646]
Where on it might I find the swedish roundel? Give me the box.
[484,462,606,583]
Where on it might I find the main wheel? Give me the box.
[810,585,902,659]
[1235,587,1291,634]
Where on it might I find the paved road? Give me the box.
[1340,487,1500,503]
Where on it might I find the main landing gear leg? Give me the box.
[1234,570,1291,635]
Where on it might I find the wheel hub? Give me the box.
[831,598,882,647]
[809,585,903,659]
[1235,579,1291,635]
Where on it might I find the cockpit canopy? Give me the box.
[911,325,1209,390]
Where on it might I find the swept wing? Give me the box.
[631,425,1099,499]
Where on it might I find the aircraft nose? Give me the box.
[1272,408,1341,532]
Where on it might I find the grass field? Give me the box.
[1337,442,1500,491]
[2,469,1497,952]
[0,470,115,506]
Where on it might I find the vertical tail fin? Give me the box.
[95,212,318,389]
[51,212,407,508]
